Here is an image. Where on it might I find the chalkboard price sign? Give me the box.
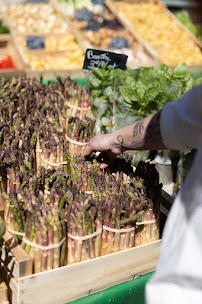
[110,37,128,50]
[26,36,45,50]
[82,49,128,73]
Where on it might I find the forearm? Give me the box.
[113,110,166,151]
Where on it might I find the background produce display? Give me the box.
[174,10,202,43]
[1,2,68,34]
[109,0,202,66]
[1,2,85,70]
[0,75,161,275]
[0,35,24,71]
[57,0,101,16]
[60,2,154,69]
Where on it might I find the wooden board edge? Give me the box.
[13,240,160,304]
[0,262,13,304]
[0,274,9,304]
[1,230,33,279]
[25,68,85,79]
[51,0,92,51]
[10,32,30,68]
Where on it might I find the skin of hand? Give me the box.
[84,110,166,168]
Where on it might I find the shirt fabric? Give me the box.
[146,84,202,304]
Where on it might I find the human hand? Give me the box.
[83,133,126,169]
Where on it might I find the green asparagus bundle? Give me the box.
[52,77,91,120]
[36,122,67,171]
[65,190,103,264]
[133,161,161,246]
[66,116,95,158]
[69,153,101,191]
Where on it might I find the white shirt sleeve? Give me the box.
[146,84,202,304]
[160,84,202,150]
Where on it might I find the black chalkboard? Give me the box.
[82,49,128,73]
[110,37,128,50]
[75,9,93,21]
[26,36,45,50]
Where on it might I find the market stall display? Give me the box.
[105,0,202,66]
[53,0,158,69]
[0,74,165,303]
[0,34,25,72]
[174,10,202,43]
[0,2,85,71]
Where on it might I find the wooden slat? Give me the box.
[1,230,33,280]
[25,69,85,79]
[0,274,8,304]
[0,263,13,304]
[10,240,160,304]
[51,0,92,51]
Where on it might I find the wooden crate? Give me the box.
[0,274,9,304]
[105,0,160,61]
[52,0,160,69]
[105,0,202,68]
[0,34,25,77]
[0,191,173,304]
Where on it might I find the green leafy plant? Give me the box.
[87,63,201,134]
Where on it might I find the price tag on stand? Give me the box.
[26,36,45,50]
[82,49,128,73]
[110,37,129,50]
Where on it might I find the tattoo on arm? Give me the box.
[130,110,165,150]
[133,121,144,137]
[117,135,127,147]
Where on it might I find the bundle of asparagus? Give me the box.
[36,122,68,171]
[65,190,103,264]
[66,116,95,158]
[52,77,91,121]
[0,74,162,275]
[133,161,161,246]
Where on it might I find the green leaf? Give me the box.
[103,86,114,97]
[174,63,187,74]
[119,86,132,104]
[125,76,136,89]
[144,85,161,102]
[89,75,102,88]
[158,63,172,80]
[136,81,146,101]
